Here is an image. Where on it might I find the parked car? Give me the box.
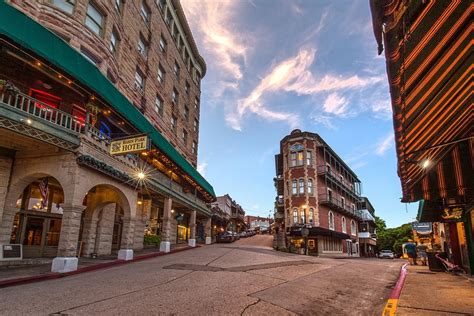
[239,231,248,238]
[247,230,255,237]
[216,232,234,243]
[232,232,240,240]
[378,250,395,259]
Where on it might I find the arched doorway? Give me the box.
[78,184,130,257]
[9,176,65,258]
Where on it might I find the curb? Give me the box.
[0,245,200,289]
[382,263,408,316]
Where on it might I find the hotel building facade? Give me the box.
[0,0,215,272]
[274,129,362,256]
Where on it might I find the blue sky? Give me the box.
[182,0,418,228]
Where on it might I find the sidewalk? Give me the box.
[397,264,474,315]
[0,244,195,287]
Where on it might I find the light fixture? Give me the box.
[137,200,143,205]
[26,118,32,125]
[171,209,175,213]
[422,159,430,169]
[35,61,41,66]
[137,172,145,180]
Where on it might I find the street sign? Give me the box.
[110,135,150,155]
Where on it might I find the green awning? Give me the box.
[0,2,215,198]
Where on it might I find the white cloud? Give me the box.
[323,93,348,116]
[197,161,208,176]
[375,133,395,156]
[228,48,383,130]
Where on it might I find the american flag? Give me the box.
[39,177,49,209]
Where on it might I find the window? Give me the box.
[327,188,333,201]
[51,0,75,14]
[109,29,119,54]
[184,106,189,121]
[308,179,313,195]
[192,141,197,154]
[138,34,148,57]
[193,119,198,132]
[341,217,346,233]
[351,220,356,236]
[155,95,163,115]
[328,211,334,230]
[157,0,165,11]
[114,0,121,13]
[172,23,178,40]
[309,208,314,223]
[85,2,104,37]
[306,151,312,166]
[157,65,165,84]
[80,48,99,65]
[173,61,180,78]
[297,151,304,166]
[159,36,167,52]
[290,152,296,167]
[323,237,342,252]
[326,164,331,172]
[292,180,297,195]
[341,197,345,209]
[185,81,190,94]
[299,179,304,194]
[194,97,199,110]
[170,115,177,133]
[293,209,298,225]
[171,88,179,104]
[141,1,150,23]
[300,209,306,224]
[182,130,187,145]
[134,71,144,93]
[165,8,172,26]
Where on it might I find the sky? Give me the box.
[181,0,418,228]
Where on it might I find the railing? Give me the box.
[317,165,360,196]
[0,89,84,134]
[318,193,359,217]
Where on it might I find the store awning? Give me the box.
[0,2,215,199]
[370,0,472,203]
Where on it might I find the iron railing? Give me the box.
[316,165,360,196]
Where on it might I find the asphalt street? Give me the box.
[0,235,403,315]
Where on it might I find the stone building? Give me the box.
[211,194,246,233]
[274,129,362,256]
[0,0,214,272]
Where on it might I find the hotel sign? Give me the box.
[110,135,150,155]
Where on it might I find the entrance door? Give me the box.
[22,216,45,257]
[112,221,122,250]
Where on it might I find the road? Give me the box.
[0,235,403,315]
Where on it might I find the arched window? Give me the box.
[328,211,334,230]
[307,179,313,195]
[293,208,298,225]
[341,216,346,233]
[299,179,305,194]
[300,208,306,224]
[351,220,357,236]
[309,208,314,224]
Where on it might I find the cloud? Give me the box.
[228,48,383,130]
[375,133,395,156]
[197,161,208,176]
[181,0,247,82]
[323,93,348,116]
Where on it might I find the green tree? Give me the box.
[375,219,413,255]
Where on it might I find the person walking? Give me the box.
[405,239,418,265]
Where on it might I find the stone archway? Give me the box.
[79,184,132,257]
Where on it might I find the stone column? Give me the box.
[52,205,84,273]
[0,157,12,225]
[133,199,151,250]
[188,210,196,247]
[159,197,172,253]
[95,204,115,256]
[205,216,212,245]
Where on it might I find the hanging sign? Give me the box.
[441,206,463,222]
[110,135,150,155]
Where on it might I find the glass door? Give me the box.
[22,216,45,257]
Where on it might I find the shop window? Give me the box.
[51,0,75,14]
[328,211,334,230]
[85,2,104,37]
[47,219,62,246]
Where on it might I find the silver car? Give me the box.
[378,250,395,259]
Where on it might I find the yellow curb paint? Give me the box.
[382,299,398,316]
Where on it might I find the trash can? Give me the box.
[426,252,447,272]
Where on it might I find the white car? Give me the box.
[378,250,395,259]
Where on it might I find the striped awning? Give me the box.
[370,0,472,202]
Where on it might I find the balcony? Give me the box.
[318,194,360,218]
[317,165,360,198]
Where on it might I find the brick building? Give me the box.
[0,0,214,272]
[211,195,246,233]
[274,129,362,256]
[244,215,272,232]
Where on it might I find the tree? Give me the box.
[375,219,413,255]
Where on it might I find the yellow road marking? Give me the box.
[382,299,398,316]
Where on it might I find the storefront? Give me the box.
[287,226,352,256]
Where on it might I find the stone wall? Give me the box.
[0,156,12,240]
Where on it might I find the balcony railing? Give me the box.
[317,165,360,197]
[1,89,85,134]
[318,193,360,217]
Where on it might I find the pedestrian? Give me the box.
[405,239,417,265]
[417,243,428,266]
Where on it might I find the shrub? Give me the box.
[144,235,161,246]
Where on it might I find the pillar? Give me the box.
[133,199,151,250]
[205,216,212,245]
[159,197,172,252]
[118,217,135,260]
[188,210,196,247]
[0,156,12,225]
[95,204,115,256]
[52,205,83,273]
